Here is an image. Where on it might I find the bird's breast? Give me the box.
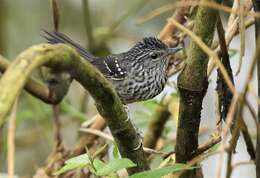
[113,69,167,103]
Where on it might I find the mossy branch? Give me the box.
[175,1,218,178]
[0,43,149,175]
[0,55,67,104]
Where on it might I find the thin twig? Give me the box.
[50,0,64,153]
[72,115,106,156]
[215,94,239,178]
[79,128,113,141]
[245,99,258,124]
[51,0,60,31]
[227,0,239,28]
[240,116,256,160]
[169,18,237,95]
[216,31,260,178]
[226,147,234,178]
[196,135,221,155]
[162,134,221,161]
[175,150,221,178]
[82,0,95,51]
[235,0,245,75]
[159,0,191,46]
[232,160,255,169]
[138,0,258,24]
[216,12,234,123]
[7,99,17,178]
[53,104,62,149]
[79,128,164,155]
[208,0,252,76]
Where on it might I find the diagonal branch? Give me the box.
[159,0,191,47]
[0,43,149,175]
[216,12,234,124]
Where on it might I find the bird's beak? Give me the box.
[166,47,182,55]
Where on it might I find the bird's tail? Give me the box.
[42,30,96,61]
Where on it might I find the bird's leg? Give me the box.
[123,105,143,150]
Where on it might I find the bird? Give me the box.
[42,31,181,104]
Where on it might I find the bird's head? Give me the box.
[129,37,182,70]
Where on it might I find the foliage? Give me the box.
[55,150,195,178]
[130,164,194,178]
[55,146,136,177]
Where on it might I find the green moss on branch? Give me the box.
[175,2,218,178]
[0,43,149,175]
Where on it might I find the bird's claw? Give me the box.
[133,138,143,151]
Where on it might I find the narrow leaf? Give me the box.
[96,158,136,176]
[130,164,195,178]
[112,143,120,160]
[93,159,106,171]
[54,154,91,175]
[54,163,86,175]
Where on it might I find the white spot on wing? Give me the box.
[104,60,112,73]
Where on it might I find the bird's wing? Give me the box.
[92,55,127,80]
[42,30,96,61]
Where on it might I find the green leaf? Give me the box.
[207,142,220,153]
[54,163,86,175]
[93,159,106,171]
[54,154,91,175]
[129,164,195,178]
[112,143,120,160]
[95,158,136,176]
[65,153,90,164]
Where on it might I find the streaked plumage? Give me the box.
[43,31,181,103]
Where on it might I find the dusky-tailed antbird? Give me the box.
[43,31,181,104]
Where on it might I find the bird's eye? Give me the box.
[150,52,158,59]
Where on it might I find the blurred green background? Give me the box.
[0,0,177,176]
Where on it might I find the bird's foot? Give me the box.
[133,138,143,151]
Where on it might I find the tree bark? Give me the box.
[175,1,218,177]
